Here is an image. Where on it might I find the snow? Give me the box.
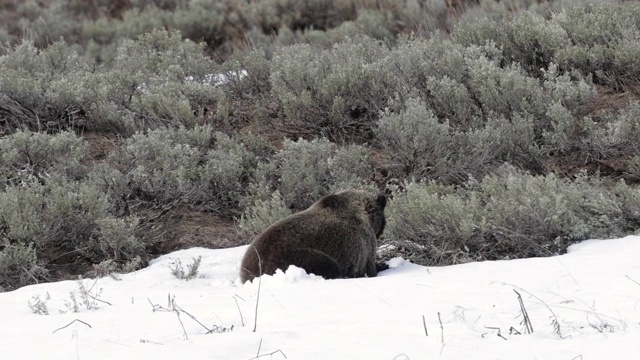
[136,70,248,93]
[2,236,639,360]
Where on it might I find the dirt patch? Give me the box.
[575,86,640,119]
[82,132,122,162]
[141,206,247,258]
[170,210,245,250]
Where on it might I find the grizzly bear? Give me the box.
[239,189,387,283]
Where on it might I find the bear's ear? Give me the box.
[376,193,387,209]
[319,193,343,209]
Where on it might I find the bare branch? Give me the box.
[52,319,92,334]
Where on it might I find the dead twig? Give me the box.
[172,299,233,334]
[484,326,508,340]
[147,297,171,312]
[252,246,262,333]
[514,289,533,334]
[498,282,563,338]
[249,338,287,360]
[438,311,445,355]
[438,312,444,344]
[173,303,188,340]
[234,295,245,327]
[148,295,232,338]
[53,319,92,334]
[172,299,212,333]
[422,315,428,337]
[626,275,640,287]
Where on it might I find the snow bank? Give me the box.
[1,236,639,359]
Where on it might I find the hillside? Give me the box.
[2,0,640,290]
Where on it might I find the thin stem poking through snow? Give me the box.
[422,315,428,337]
[253,246,262,333]
[438,312,444,344]
[438,311,446,355]
[173,303,188,340]
[250,338,288,359]
[234,295,245,327]
[626,275,640,287]
[498,282,563,338]
[514,289,534,334]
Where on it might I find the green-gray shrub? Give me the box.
[466,112,539,171]
[542,100,640,161]
[479,168,621,250]
[0,40,94,131]
[553,3,640,90]
[376,98,539,183]
[0,242,45,292]
[269,37,395,142]
[0,130,88,189]
[113,28,215,79]
[384,166,636,266]
[453,12,570,76]
[93,126,257,216]
[170,256,202,280]
[82,1,246,63]
[9,0,83,47]
[0,181,143,290]
[95,218,141,261]
[386,38,489,127]
[465,56,547,119]
[237,190,292,239]
[386,37,593,134]
[171,0,248,47]
[109,29,219,129]
[250,0,357,33]
[383,180,484,265]
[0,31,220,134]
[82,6,170,64]
[376,98,458,179]
[248,137,376,210]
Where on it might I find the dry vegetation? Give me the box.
[2,0,640,290]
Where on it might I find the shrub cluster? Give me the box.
[0,130,88,189]
[0,0,454,62]
[0,130,142,291]
[247,137,376,209]
[0,30,219,133]
[90,125,258,217]
[268,37,394,142]
[376,98,538,183]
[455,3,640,91]
[383,166,640,266]
[374,39,593,182]
[0,181,142,291]
[252,35,594,149]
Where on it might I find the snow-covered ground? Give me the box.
[1,236,639,360]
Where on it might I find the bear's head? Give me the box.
[318,190,387,238]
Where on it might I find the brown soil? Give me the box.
[574,85,639,120]
[155,208,245,252]
[82,132,122,162]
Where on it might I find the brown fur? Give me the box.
[239,190,387,283]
